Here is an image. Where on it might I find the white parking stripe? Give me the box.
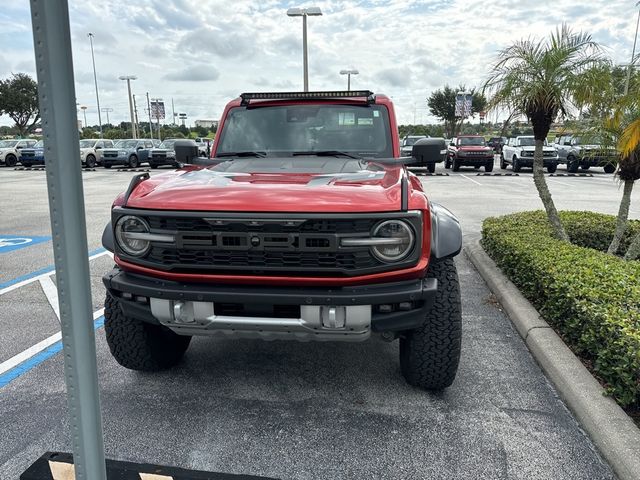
[459,174,482,186]
[548,179,573,187]
[0,250,112,296]
[39,276,60,321]
[0,308,104,376]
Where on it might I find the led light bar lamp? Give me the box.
[340,69,359,91]
[625,1,640,95]
[287,6,322,92]
[87,33,102,137]
[119,74,137,138]
[29,0,107,478]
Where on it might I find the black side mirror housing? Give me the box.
[412,138,447,164]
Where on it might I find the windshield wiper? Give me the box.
[216,151,267,158]
[292,150,361,159]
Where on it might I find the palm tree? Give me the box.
[484,25,603,241]
[617,118,640,260]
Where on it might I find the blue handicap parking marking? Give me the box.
[0,235,51,253]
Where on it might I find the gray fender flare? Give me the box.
[429,202,462,259]
[102,221,114,253]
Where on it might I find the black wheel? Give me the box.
[85,154,96,168]
[399,257,462,390]
[452,157,460,172]
[500,153,507,169]
[5,154,17,167]
[104,292,191,371]
[580,165,590,171]
[603,164,616,174]
[485,160,493,172]
[444,157,451,169]
[103,164,112,169]
[567,156,579,173]
[150,163,158,169]
[512,157,521,172]
[427,163,436,173]
[547,163,557,173]
[22,162,32,168]
[128,155,139,168]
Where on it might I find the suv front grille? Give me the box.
[116,211,423,277]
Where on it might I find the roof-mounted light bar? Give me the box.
[240,91,375,105]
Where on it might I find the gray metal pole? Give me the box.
[88,33,102,138]
[29,1,107,479]
[146,92,153,140]
[347,73,350,91]
[625,6,640,95]
[303,13,308,92]
[126,79,136,138]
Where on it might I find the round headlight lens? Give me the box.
[115,215,151,257]
[371,220,415,262]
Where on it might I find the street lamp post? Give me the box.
[101,107,113,126]
[340,69,359,91]
[119,75,137,138]
[624,1,640,96]
[287,6,322,92]
[87,33,102,137]
[80,105,87,129]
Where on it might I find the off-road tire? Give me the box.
[5,154,17,167]
[427,163,436,173]
[128,154,139,168]
[567,155,579,173]
[444,158,451,169]
[512,156,521,172]
[399,257,462,390]
[104,292,191,371]
[485,160,493,172]
[581,165,590,171]
[547,163,557,173]
[500,153,507,170]
[452,157,460,172]
[85,154,96,168]
[150,163,158,169]
[603,164,616,174]
[104,164,112,169]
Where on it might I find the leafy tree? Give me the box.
[427,85,487,138]
[0,73,40,136]
[615,111,640,260]
[484,25,602,241]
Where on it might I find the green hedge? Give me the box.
[482,211,640,407]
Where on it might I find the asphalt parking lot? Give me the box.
[1,159,632,479]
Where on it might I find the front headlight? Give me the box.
[370,220,415,262]
[115,215,151,257]
[119,150,127,156]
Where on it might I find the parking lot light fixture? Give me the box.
[624,1,640,95]
[287,6,322,92]
[80,105,87,129]
[340,69,359,91]
[119,75,137,139]
[87,33,102,137]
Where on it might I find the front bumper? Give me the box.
[457,155,494,166]
[103,266,438,341]
[517,156,558,167]
[102,154,130,165]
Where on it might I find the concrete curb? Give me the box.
[464,236,640,480]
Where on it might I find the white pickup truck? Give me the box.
[501,136,559,173]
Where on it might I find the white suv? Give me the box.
[501,136,559,173]
[79,139,114,167]
[0,139,38,167]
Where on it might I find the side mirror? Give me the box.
[16,146,23,150]
[137,146,143,150]
[95,146,102,150]
[412,138,447,164]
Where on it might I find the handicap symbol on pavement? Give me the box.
[0,235,51,253]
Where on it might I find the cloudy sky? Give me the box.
[0,0,638,128]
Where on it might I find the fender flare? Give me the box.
[102,221,114,253]
[429,202,462,259]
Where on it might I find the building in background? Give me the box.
[194,119,219,129]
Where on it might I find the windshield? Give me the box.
[79,140,96,148]
[517,137,548,146]
[216,104,392,158]
[159,140,176,149]
[0,140,18,148]
[115,140,138,149]
[33,140,44,148]
[458,137,486,146]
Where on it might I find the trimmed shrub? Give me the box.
[482,211,640,407]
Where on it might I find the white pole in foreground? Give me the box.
[29,1,107,479]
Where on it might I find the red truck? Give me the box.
[101,91,463,390]
[446,135,495,172]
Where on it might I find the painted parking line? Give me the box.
[39,276,61,321]
[548,178,573,187]
[459,174,482,186]
[0,309,104,387]
[0,235,50,253]
[0,247,110,294]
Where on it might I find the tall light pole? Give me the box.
[340,69,358,91]
[624,1,640,95]
[87,33,102,137]
[119,75,137,138]
[287,6,322,92]
[80,105,87,128]
[101,107,113,126]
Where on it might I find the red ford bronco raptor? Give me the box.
[101,90,463,390]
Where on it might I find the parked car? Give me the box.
[79,139,114,168]
[553,134,618,173]
[148,139,179,168]
[446,135,494,172]
[0,139,38,167]
[501,136,559,173]
[195,137,214,157]
[101,139,155,168]
[486,136,506,153]
[100,89,463,391]
[400,135,428,157]
[18,140,45,167]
